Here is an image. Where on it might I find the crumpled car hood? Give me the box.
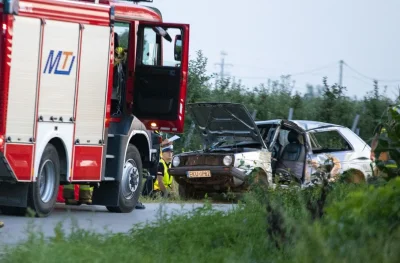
[187,102,266,147]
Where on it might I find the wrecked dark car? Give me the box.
[170,102,373,198]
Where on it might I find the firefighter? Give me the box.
[370,126,398,177]
[370,126,388,161]
[153,144,174,198]
[63,184,93,205]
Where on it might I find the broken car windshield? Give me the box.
[209,136,259,149]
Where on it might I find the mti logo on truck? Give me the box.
[43,50,76,75]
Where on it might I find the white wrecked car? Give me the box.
[169,102,373,198]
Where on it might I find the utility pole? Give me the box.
[339,60,344,86]
[288,108,294,120]
[351,114,360,132]
[215,51,233,82]
[251,110,257,120]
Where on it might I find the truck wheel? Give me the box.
[28,143,60,217]
[107,144,143,213]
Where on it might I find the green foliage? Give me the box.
[3,178,400,263]
[372,104,400,179]
[169,50,394,154]
[118,31,129,49]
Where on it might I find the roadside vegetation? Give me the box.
[2,51,400,262]
[2,174,399,262]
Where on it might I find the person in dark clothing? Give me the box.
[153,145,173,197]
[142,131,173,197]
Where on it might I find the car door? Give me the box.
[306,128,354,178]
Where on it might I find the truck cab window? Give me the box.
[140,27,183,67]
[112,22,130,116]
[142,27,160,66]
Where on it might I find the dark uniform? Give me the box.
[153,155,173,195]
[152,146,173,197]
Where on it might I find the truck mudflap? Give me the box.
[0,182,29,207]
[0,151,17,183]
[0,152,29,207]
[91,133,128,207]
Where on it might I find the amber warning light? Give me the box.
[0,136,4,152]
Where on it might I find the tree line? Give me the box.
[166,50,398,152]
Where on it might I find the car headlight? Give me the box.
[223,155,233,166]
[172,156,180,167]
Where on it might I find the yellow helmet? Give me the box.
[115,47,124,55]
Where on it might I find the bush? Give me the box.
[2,179,400,263]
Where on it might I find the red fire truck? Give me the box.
[0,0,189,217]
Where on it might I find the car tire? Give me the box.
[248,168,270,191]
[178,183,195,199]
[106,144,143,213]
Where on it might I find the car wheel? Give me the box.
[248,168,269,191]
[342,169,366,184]
[107,144,143,213]
[178,183,195,199]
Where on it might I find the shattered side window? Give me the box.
[311,130,353,152]
[308,132,321,149]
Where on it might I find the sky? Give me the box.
[144,0,400,99]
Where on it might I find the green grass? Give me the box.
[139,180,239,204]
[2,177,400,263]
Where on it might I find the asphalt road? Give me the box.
[0,202,234,246]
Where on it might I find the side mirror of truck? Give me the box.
[174,35,182,61]
[4,0,19,15]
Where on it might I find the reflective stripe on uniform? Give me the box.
[64,184,74,190]
[79,185,92,191]
[154,159,172,191]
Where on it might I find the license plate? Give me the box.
[187,170,211,178]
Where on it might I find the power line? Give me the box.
[349,75,373,85]
[227,62,337,80]
[343,62,400,83]
[287,62,337,77]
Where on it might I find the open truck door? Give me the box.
[133,22,189,133]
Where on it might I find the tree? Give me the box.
[159,51,395,154]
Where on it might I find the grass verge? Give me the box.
[2,177,400,262]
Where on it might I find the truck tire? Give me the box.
[28,143,60,217]
[107,144,143,213]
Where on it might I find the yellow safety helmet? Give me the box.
[115,46,124,54]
